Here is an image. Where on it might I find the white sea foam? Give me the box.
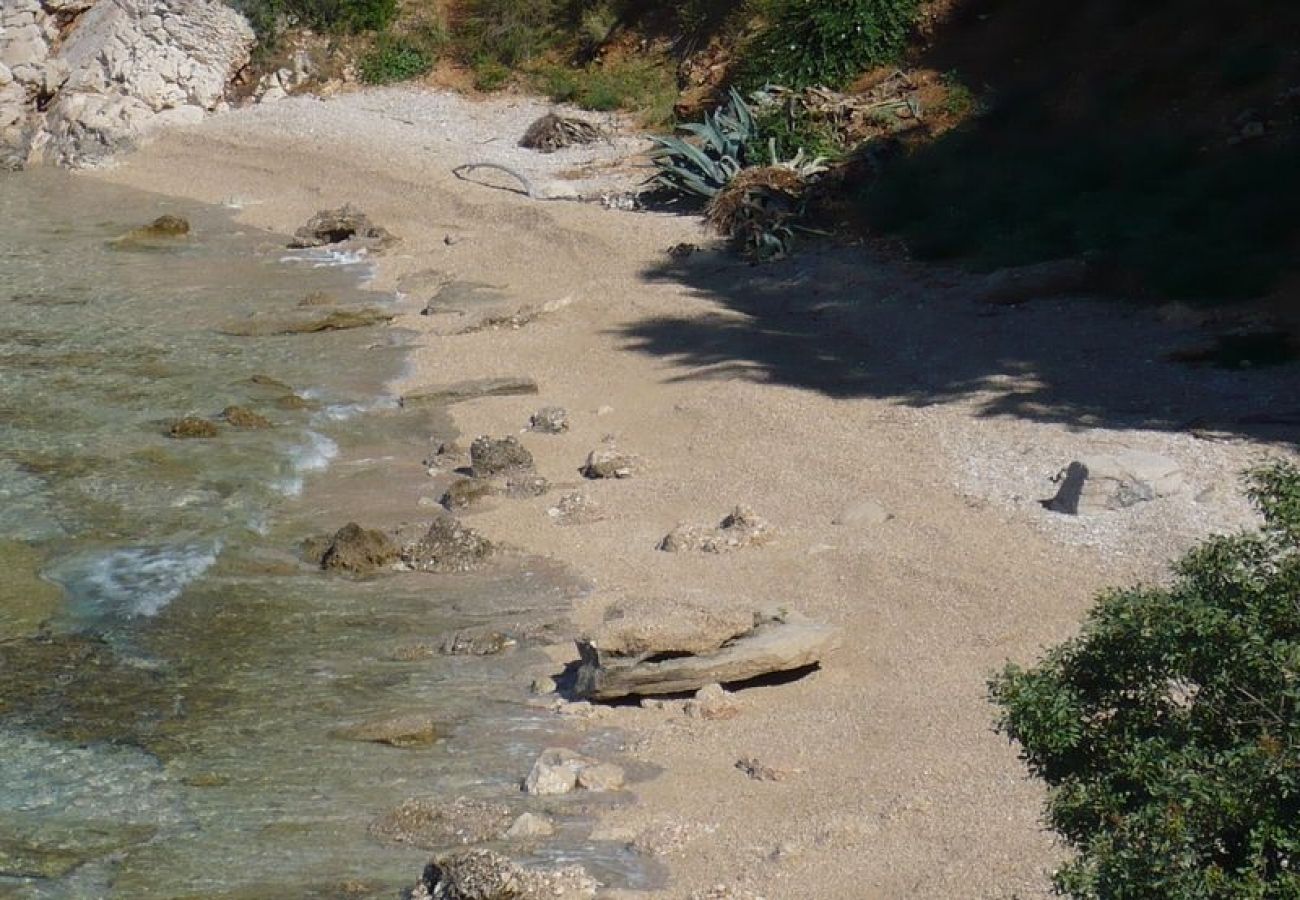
[273,430,340,496]
[279,248,372,269]
[48,541,221,619]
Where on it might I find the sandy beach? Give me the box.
[85,86,1293,899]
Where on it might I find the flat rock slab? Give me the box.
[575,617,840,700]
[1049,450,1186,515]
[401,377,540,409]
[218,307,393,336]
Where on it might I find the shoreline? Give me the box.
[84,86,1295,898]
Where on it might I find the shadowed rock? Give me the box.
[289,204,396,250]
[575,608,839,700]
[580,448,638,479]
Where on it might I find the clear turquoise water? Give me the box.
[0,172,652,898]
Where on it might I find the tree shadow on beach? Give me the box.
[617,243,1300,444]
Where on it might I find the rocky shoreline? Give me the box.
[72,85,1300,898]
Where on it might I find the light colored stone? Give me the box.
[1048,450,1186,515]
[331,713,439,747]
[660,506,773,553]
[575,762,624,792]
[523,748,588,796]
[586,602,757,657]
[581,448,637,479]
[504,812,554,840]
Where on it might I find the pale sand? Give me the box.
[88,87,1292,899]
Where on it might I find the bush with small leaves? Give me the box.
[990,461,1300,898]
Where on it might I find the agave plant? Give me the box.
[649,88,761,199]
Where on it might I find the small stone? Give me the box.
[320,522,401,574]
[529,406,569,434]
[470,436,534,477]
[128,214,189,239]
[735,756,790,782]
[504,812,554,840]
[441,477,495,510]
[523,748,589,796]
[439,628,515,656]
[530,676,557,695]
[659,506,772,553]
[575,762,624,792]
[581,448,637,479]
[167,416,218,439]
[412,849,597,900]
[402,516,495,574]
[369,797,513,849]
[547,492,603,526]
[221,405,272,429]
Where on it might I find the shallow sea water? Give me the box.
[0,171,655,898]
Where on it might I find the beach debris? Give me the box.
[581,448,638,479]
[470,436,534,477]
[520,113,604,153]
[402,516,495,573]
[320,522,401,574]
[220,405,272,429]
[528,406,569,434]
[289,203,396,250]
[659,505,773,553]
[331,713,440,747]
[166,416,218,439]
[370,798,513,849]
[735,756,794,782]
[1048,451,1186,515]
[504,812,554,840]
[218,307,394,336]
[401,377,540,409]
[575,606,839,700]
[441,477,495,510]
[409,849,597,900]
[523,747,624,796]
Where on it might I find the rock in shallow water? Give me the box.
[221,405,272,429]
[331,713,440,747]
[402,516,495,574]
[411,848,596,900]
[320,522,400,575]
[523,747,624,796]
[369,798,513,849]
[166,415,218,439]
[289,204,396,251]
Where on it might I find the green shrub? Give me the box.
[742,0,920,89]
[230,0,396,42]
[454,0,559,68]
[533,57,677,124]
[990,461,1300,898]
[358,35,434,84]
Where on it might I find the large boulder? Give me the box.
[2,0,253,168]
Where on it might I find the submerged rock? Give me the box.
[331,713,440,747]
[469,436,533,477]
[289,204,396,250]
[114,215,191,246]
[0,540,64,640]
[439,628,516,656]
[167,416,218,439]
[410,849,597,900]
[0,819,156,879]
[370,798,513,849]
[218,307,393,336]
[504,812,554,840]
[221,405,272,429]
[659,505,773,553]
[320,522,401,575]
[401,377,539,409]
[402,516,494,574]
[523,748,623,796]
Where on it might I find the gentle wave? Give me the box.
[46,541,222,619]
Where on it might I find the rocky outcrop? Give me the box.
[659,505,773,553]
[402,516,495,574]
[1,0,254,168]
[575,607,839,700]
[289,204,397,252]
[320,522,401,575]
[1048,451,1186,515]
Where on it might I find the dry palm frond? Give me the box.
[519,113,604,153]
[705,166,808,260]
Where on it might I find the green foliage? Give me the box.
[990,461,1300,898]
[742,0,921,89]
[358,35,435,84]
[861,128,1300,302]
[229,0,396,42]
[533,57,678,124]
[649,88,760,198]
[746,94,848,163]
[455,0,560,69]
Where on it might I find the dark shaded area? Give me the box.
[857,0,1300,309]
[620,245,1299,441]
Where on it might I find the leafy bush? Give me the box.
[358,35,434,84]
[533,56,677,124]
[990,461,1300,898]
[229,0,396,42]
[742,0,921,89]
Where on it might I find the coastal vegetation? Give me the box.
[991,461,1300,897]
